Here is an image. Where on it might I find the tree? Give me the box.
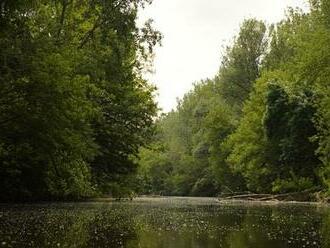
[264,84,320,193]
[217,19,267,110]
[0,0,161,201]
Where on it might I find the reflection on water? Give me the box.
[0,197,329,248]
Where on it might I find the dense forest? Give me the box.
[136,0,330,198]
[1,0,330,202]
[0,0,161,201]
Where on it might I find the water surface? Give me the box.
[0,197,329,247]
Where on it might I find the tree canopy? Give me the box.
[1,0,330,201]
[0,0,161,201]
[137,0,330,198]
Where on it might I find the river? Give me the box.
[0,197,329,247]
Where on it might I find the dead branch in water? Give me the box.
[218,189,319,202]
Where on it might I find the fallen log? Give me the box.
[219,191,252,197]
[218,189,319,202]
[223,193,272,200]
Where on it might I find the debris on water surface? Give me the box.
[0,198,328,247]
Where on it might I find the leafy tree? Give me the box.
[0,0,160,201]
[137,19,271,196]
[226,5,326,194]
[264,84,320,192]
[217,19,267,110]
[225,76,271,192]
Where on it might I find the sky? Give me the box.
[138,0,308,113]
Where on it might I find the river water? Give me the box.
[0,197,329,247]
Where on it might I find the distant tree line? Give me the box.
[137,0,330,197]
[0,0,161,201]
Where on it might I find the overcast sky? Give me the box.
[138,0,308,113]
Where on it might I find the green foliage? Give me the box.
[225,76,271,192]
[272,174,314,193]
[0,0,160,201]
[264,84,320,182]
[138,1,330,197]
[2,0,330,200]
[226,4,327,194]
[139,18,269,197]
[218,19,267,110]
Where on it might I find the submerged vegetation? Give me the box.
[136,0,330,199]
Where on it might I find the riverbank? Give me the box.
[85,195,330,207]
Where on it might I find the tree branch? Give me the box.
[56,0,68,42]
[78,0,126,49]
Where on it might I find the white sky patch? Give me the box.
[138,0,309,113]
